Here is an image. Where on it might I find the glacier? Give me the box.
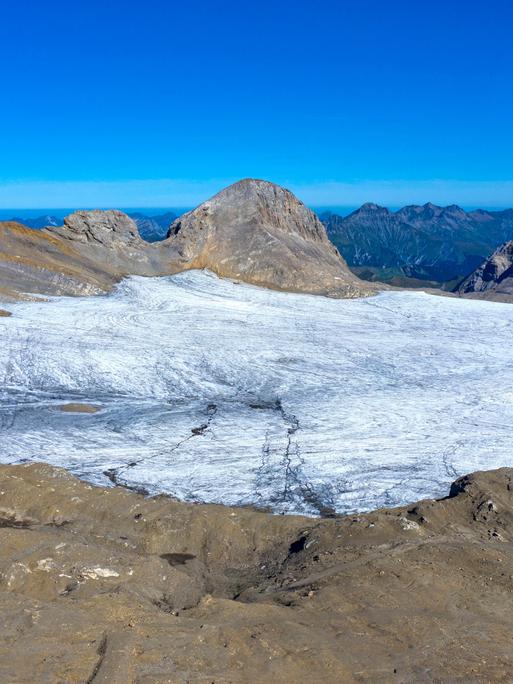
[1,270,512,515]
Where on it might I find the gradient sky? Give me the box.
[1,0,512,207]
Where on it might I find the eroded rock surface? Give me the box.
[1,462,513,682]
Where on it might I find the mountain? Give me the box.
[6,212,177,242]
[0,216,149,300]
[457,240,513,300]
[9,214,63,229]
[128,211,177,242]
[0,180,373,300]
[323,203,513,286]
[166,179,371,297]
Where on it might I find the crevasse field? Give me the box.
[1,270,512,516]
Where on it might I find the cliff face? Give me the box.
[1,461,513,682]
[458,240,513,301]
[0,180,374,300]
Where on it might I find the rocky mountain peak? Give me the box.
[169,178,327,244]
[0,180,376,300]
[164,179,373,297]
[47,210,142,247]
[355,202,389,214]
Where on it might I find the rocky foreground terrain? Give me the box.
[0,179,372,302]
[1,462,513,682]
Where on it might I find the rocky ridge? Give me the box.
[1,461,513,682]
[0,180,373,300]
[6,211,177,242]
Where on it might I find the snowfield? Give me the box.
[1,270,512,515]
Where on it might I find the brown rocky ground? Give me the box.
[1,462,513,682]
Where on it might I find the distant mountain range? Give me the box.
[125,212,177,242]
[321,203,513,287]
[9,214,63,229]
[6,211,177,242]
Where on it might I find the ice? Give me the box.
[1,269,512,515]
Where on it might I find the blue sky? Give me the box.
[1,0,512,208]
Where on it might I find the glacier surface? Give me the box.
[1,270,512,515]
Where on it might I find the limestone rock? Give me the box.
[165,178,372,297]
[49,209,143,247]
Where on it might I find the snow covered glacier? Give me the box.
[1,270,513,515]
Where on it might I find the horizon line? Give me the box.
[1,177,513,210]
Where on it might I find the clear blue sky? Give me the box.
[1,0,513,207]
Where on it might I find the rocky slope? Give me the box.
[1,461,513,682]
[457,240,513,301]
[0,214,169,299]
[0,180,373,300]
[323,203,513,286]
[0,220,116,299]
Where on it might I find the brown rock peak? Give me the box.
[47,209,142,247]
[164,179,373,297]
[182,177,327,243]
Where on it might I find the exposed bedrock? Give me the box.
[0,179,375,300]
[1,462,513,682]
[457,240,513,301]
[164,178,371,297]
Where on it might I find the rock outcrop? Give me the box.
[457,240,513,301]
[0,180,373,300]
[49,209,143,247]
[1,461,513,681]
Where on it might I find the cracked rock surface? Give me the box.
[2,462,513,682]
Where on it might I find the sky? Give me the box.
[1,0,512,208]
